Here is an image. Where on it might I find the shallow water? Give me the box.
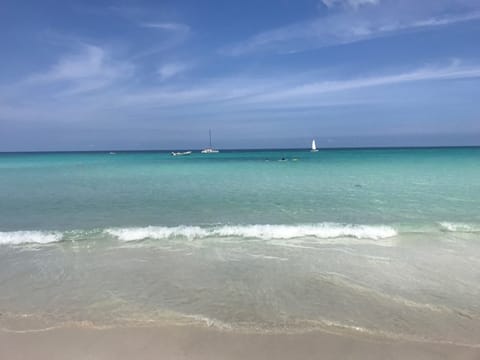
[1,148,480,345]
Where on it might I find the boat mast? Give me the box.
[209,129,212,148]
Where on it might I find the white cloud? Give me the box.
[224,1,480,56]
[26,44,133,95]
[322,0,380,10]
[251,62,480,103]
[132,22,191,59]
[118,61,480,109]
[412,12,480,27]
[3,59,480,131]
[140,22,190,34]
[157,62,190,81]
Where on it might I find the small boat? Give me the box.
[171,151,192,156]
[311,139,319,152]
[201,129,220,154]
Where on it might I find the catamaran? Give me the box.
[201,129,219,154]
[311,139,319,152]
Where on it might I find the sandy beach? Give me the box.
[1,324,479,360]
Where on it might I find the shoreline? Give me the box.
[1,323,479,360]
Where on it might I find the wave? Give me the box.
[104,223,398,242]
[0,231,63,245]
[105,226,208,241]
[7,220,480,245]
[439,222,480,233]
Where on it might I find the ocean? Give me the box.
[1,148,480,345]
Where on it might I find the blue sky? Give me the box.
[1,0,480,150]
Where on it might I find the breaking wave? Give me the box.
[0,231,63,245]
[439,222,480,233]
[104,223,398,242]
[7,221,480,245]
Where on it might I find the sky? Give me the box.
[1,0,480,151]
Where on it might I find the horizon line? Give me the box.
[1,145,480,154]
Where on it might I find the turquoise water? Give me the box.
[1,148,479,232]
[1,148,480,344]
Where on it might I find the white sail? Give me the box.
[201,129,220,153]
[311,140,317,150]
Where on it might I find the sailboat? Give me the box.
[201,129,219,154]
[311,139,319,152]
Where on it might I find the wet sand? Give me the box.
[1,324,479,360]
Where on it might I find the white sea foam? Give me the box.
[0,231,63,245]
[213,224,397,240]
[439,222,480,233]
[104,226,209,241]
[105,223,397,242]
[0,223,397,245]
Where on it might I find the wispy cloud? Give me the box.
[321,0,380,10]
[26,44,133,95]
[117,61,480,109]
[140,22,190,34]
[8,51,480,111]
[223,1,480,55]
[411,12,480,27]
[157,62,191,81]
[250,62,480,103]
[2,57,480,145]
[129,22,191,59]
